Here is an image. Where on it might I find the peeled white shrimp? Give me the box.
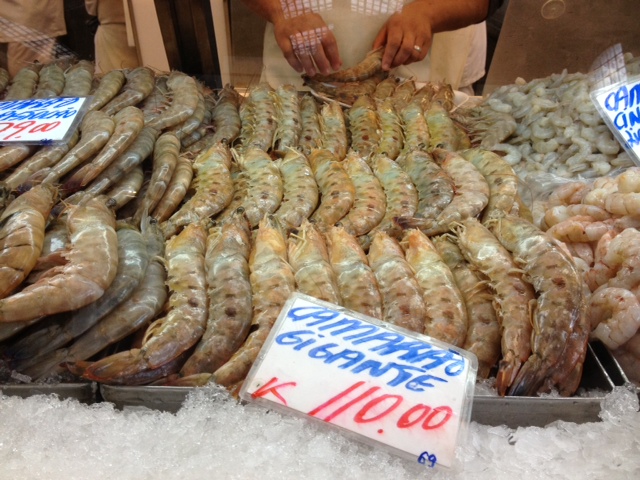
[589,287,640,350]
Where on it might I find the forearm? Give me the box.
[409,0,491,33]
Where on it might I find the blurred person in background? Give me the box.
[0,0,66,76]
[85,0,139,73]
[243,0,503,95]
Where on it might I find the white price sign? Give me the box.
[0,97,90,144]
[240,293,477,469]
[592,78,640,163]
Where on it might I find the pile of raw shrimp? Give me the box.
[462,52,640,181]
[0,55,621,399]
[535,167,640,385]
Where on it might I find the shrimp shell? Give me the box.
[391,78,417,112]
[372,76,400,103]
[396,149,454,220]
[272,84,302,153]
[325,225,382,319]
[310,47,383,83]
[180,211,253,376]
[298,94,322,155]
[490,214,589,396]
[151,152,194,223]
[288,219,341,304]
[238,82,277,153]
[397,149,489,235]
[81,221,208,383]
[274,149,319,230]
[212,215,295,387]
[0,195,118,323]
[169,84,206,140]
[400,102,430,151]
[86,70,127,112]
[319,102,348,160]
[0,184,58,298]
[401,229,467,346]
[308,149,355,228]
[209,84,241,146]
[347,94,380,157]
[4,65,40,100]
[60,60,94,97]
[0,145,37,173]
[235,147,283,228]
[460,148,519,222]
[432,235,500,379]
[368,231,425,333]
[161,142,234,238]
[337,152,386,237]
[425,103,461,151]
[105,164,145,211]
[33,63,65,98]
[13,224,150,374]
[146,71,200,131]
[101,66,156,116]
[375,97,403,159]
[456,217,535,395]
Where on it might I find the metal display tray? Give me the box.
[100,343,618,427]
[0,382,97,404]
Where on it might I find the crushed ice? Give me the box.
[0,385,638,480]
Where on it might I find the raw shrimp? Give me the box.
[601,227,640,291]
[333,73,386,105]
[169,85,206,140]
[589,287,640,350]
[372,76,400,103]
[0,195,118,323]
[426,103,460,151]
[375,97,403,159]
[161,142,234,238]
[4,64,40,100]
[391,78,416,112]
[543,204,612,228]
[545,215,614,244]
[36,110,115,185]
[146,71,200,131]
[4,131,79,191]
[337,152,386,236]
[347,94,380,157]
[308,148,355,228]
[132,132,180,226]
[604,192,640,217]
[400,102,429,151]
[209,84,241,146]
[80,221,208,383]
[395,149,454,220]
[105,164,144,210]
[319,102,348,160]
[0,184,58,299]
[274,149,319,230]
[53,216,167,377]
[310,47,383,83]
[616,167,640,193]
[396,148,489,235]
[460,148,519,222]
[546,181,589,207]
[60,60,94,96]
[367,231,425,333]
[212,166,247,224]
[456,217,534,395]
[582,176,618,209]
[298,94,322,155]
[86,70,126,112]
[401,228,467,346]
[433,235,500,378]
[63,106,145,192]
[211,215,295,387]
[151,152,193,223]
[325,225,382,319]
[235,147,283,228]
[272,84,302,154]
[0,145,37,173]
[586,230,619,292]
[490,213,589,396]
[33,63,65,98]
[101,66,155,116]
[238,82,277,153]
[180,210,253,376]
[431,82,455,112]
[12,224,149,374]
[288,219,341,304]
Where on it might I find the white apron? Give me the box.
[261,0,485,91]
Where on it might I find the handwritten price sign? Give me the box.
[0,97,90,144]
[592,78,640,164]
[240,293,477,469]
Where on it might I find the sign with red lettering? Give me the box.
[240,293,477,469]
[0,97,90,144]
[592,78,640,165]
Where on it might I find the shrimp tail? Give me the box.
[495,352,522,396]
[506,354,546,396]
[76,349,148,382]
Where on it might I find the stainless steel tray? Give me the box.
[100,343,616,427]
[0,382,97,404]
[589,340,640,400]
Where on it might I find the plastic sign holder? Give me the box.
[240,293,477,469]
[0,97,91,145]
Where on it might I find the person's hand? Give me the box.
[272,12,342,77]
[372,2,433,71]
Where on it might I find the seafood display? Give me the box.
[0,56,636,399]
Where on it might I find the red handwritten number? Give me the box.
[30,121,61,133]
[0,121,61,140]
[354,395,403,423]
[397,404,432,429]
[3,121,36,140]
[251,377,297,405]
[421,406,453,430]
